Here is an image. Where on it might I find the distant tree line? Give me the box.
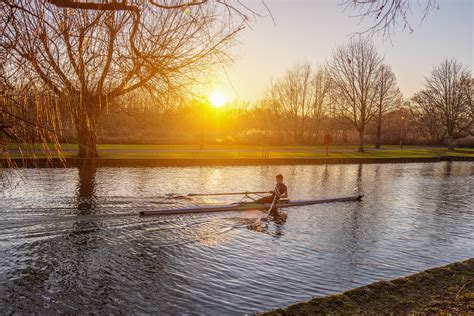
[63,40,471,152]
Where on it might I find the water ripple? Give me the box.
[0,162,473,314]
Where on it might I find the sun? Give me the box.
[209,90,228,108]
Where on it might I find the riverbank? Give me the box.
[4,155,474,167]
[3,144,474,167]
[263,258,474,315]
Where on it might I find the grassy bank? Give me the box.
[263,258,474,315]
[4,144,474,160]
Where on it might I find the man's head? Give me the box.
[276,174,284,184]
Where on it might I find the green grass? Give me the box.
[3,144,474,160]
[263,258,474,315]
[7,143,430,151]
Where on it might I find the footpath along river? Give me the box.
[1,162,473,314]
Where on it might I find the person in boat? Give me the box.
[256,174,288,204]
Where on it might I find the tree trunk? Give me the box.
[375,114,382,149]
[358,128,365,152]
[294,117,298,144]
[447,135,455,151]
[77,160,97,213]
[75,110,99,159]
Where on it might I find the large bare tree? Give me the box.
[412,59,472,150]
[326,38,383,152]
[374,64,401,148]
[268,62,330,143]
[2,0,252,158]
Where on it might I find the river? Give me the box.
[1,162,473,314]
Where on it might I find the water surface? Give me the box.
[1,162,473,314]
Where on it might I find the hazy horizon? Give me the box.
[211,0,473,102]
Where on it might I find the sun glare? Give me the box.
[210,90,228,108]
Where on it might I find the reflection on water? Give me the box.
[76,161,98,214]
[0,162,473,314]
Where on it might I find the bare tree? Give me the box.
[269,62,313,143]
[374,64,401,148]
[343,0,439,38]
[257,95,287,143]
[2,0,253,158]
[1,82,66,172]
[268,62,330,143]
[1,12,66,174]
[326,38,383,152]
[309,68,331,143]
[409,100,445,145]
[412,59,472,151]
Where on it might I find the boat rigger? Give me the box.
[139,195,362,216]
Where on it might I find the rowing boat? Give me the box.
[139,195,362,216]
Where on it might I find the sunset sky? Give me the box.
[213,0,473,102]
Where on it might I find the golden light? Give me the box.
[209,89,228,108]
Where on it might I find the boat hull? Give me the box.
[139,195,362,216]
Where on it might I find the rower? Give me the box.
[256,174,288,204]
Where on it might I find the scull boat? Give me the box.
[139,195,362,216]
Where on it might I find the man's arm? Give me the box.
[274,185,287,198]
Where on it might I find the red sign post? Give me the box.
[323,133,332,156]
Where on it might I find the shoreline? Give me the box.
[3,155,474,167]
[262,258,474,315]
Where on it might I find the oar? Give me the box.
[188,191,270,197]
[253,194,277,227]
[260,195,278,223]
